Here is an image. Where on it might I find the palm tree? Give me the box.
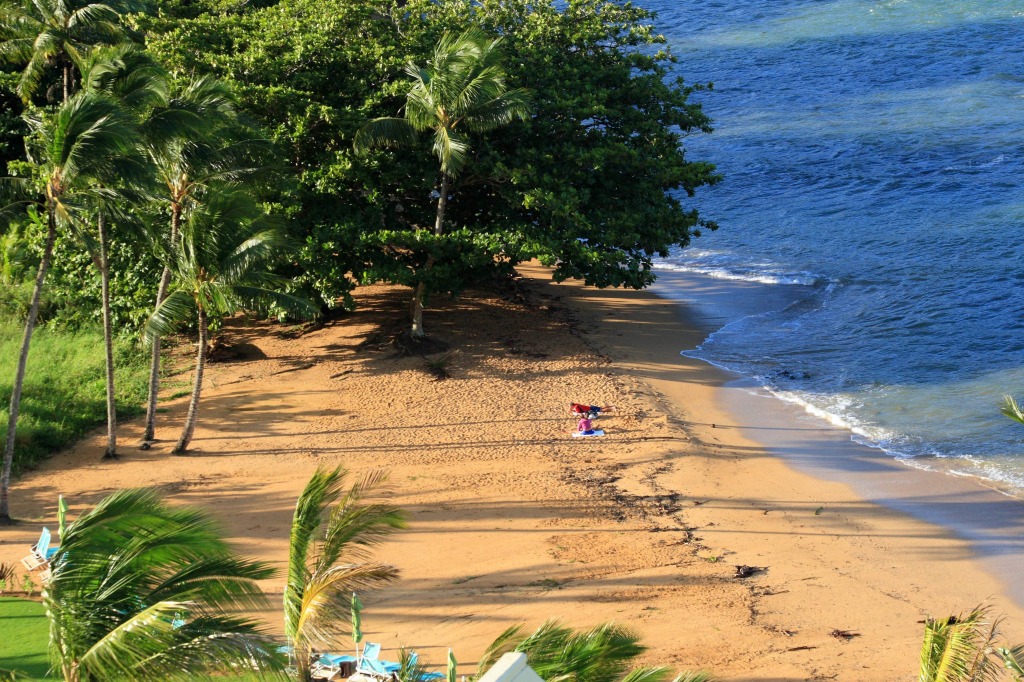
[476,621,711,682]
[139,77,256,446]
[45,488,283,681]
[354,27,530,339]
[284,466,407,682]
[919,606,1002,682]
[0,91,137,523]
[145,184,315,454]
[76,45,166,459]
[0,0,142,103]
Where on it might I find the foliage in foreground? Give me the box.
[919,606,1024,682]
[477,620,712,682]
[0,322,148,474]
[284,467,406,682]
[45,488,283,681]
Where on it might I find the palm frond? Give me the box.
[485,621,648,682]
[316,470,406,569]
[353,117,418,155]
[144,288,193,341]
[294,562,399,649]
[1001,395,1024,426]
[230,285,319,321]
[668,673,714,682]
[998,645,1024,679]
[919,607,1002,682]
[434,128,469,177]
[475,624,526,677]
[46,488,282,680]
[285,467,344,640]
[619,667,675,682]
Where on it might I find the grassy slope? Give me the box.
[0,322,150,474]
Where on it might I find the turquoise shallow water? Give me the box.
[644,1,1024,492]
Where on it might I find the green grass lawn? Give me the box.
[0,598,288,681]
[0,322,150,475]
[0,597,54,680]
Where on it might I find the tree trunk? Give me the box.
[409,173,450,339]
[173,305,206,455]
[98,214,117,459]
[0,211,58,524]
[142,204,180,443]
[63,61,71,102]
[410,279,429,339]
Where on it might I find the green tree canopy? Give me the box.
[139,0,719,310]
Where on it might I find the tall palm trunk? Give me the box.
[0,210,58,523]
[410,173,449,339]
[142,204,181,443]
[98,213,117,459]
[173,305,206,454]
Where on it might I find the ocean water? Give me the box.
[644,1,1024,493]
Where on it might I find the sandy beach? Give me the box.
[2,264,1023,681]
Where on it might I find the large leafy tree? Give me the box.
[448,0,720,289]
[284,466,406,682]
[145,184,314,454]
[45,488,282,681]
[0,91,138,523]
[354,27,529,339]
[140,0,718,316]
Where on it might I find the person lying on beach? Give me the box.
[571,403,614,417]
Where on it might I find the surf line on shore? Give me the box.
[648,268,1024,611]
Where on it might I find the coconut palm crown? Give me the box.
[354,27,530,339]
[145,184,316,454]
[0,0,146,103]
[45,488,282,681]
[284,467,407,682]
[1,91,140,523]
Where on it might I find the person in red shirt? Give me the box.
[571,402,614,417]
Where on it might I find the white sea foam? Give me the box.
[654,257,824,287]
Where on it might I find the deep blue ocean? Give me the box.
[644,1,1024,492]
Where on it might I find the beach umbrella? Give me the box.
[352,592,363,656]
[447,648,457,682]
[57,495,69,540]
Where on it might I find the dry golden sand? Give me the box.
[3,264,1024,682]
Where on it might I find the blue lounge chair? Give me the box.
[21,527,58,572]
[355,643,393,679]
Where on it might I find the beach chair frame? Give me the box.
[21,527,56,574]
